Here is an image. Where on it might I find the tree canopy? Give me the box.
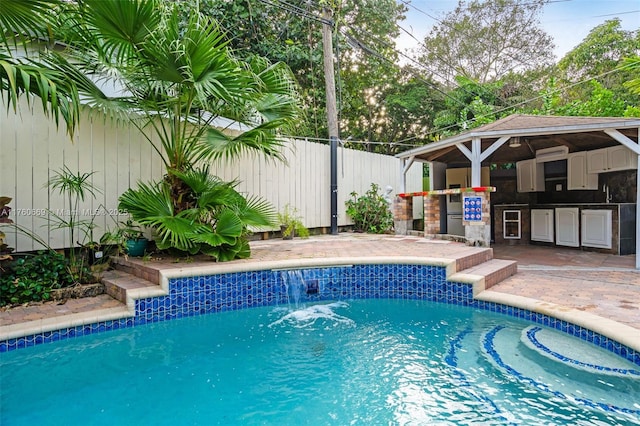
[554,19,640,113]
[417,0,555,85]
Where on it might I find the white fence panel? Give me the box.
[1,102,167,252]
[1,101,422,252]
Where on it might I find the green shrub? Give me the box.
[0,251,78,306]
[345,183,393,234]
[277,204,309,239]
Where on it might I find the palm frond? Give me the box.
[79,0,159,66]
[189,209,241,247]
[170,167,233,196]
[0,0,59,50]
[236,195,277,228]
[0,53,80,137]
[202,122,286,162]
[200,239,250,261]
[47,166,100,201]
[254,92,299,123]
[151,214,203,253]
[118,181,174,220]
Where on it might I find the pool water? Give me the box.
[1,299,639,425]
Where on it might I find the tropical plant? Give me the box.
[100,218,147,256]
[119,166,276,261]
[0,0,80,136]
[52,0,299,169]
[0,197,13,266]
[0,221,93,306]
[0,197,11,223]
[345,183,393,234]
[277,204,309,239]
[46,166,99,282]
[35,0,300,260]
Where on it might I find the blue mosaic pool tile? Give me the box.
[2,263,638,365]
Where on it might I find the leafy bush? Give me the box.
[0,251,79,306]
[345,183,394,234]
[119,166,276,261]
[277,204,309,239]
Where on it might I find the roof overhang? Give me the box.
[397,115,640,165]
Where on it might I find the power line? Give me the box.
[592,9,640,18]
[247,0,635,148]
[278,134,422,147]
[256,0,331,26]
[342,21,636,142]
[342,25,478,108]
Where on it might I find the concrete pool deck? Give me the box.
[1,234,639,352]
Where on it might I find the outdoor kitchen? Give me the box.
[490,147,637,255]
[395,114,640,267]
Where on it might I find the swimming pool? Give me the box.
[2,298,639,425]
[1,263,639,424]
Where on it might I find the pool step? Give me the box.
[450,258,518,295]
[454,248,495,272]
[109,256,160,285]
[101,269,161,304]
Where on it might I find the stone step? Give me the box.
[110,256,160,285]
[450,258,518,296]
[101,269,160,304]
[455,248,495,272]
[463,258,518,289]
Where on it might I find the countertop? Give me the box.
[495,203,635,207]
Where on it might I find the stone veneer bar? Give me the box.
[1,261,638,367]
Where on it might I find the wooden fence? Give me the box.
[0,101,422,252]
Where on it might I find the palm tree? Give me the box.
[4,0,301,260]
[57,0,299,168]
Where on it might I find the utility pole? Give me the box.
[322,7,339,235]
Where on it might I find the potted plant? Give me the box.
[0,197,13,264]
[277,205,309,240]
[101,219,148,257]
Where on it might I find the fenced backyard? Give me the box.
[1,100,423,252]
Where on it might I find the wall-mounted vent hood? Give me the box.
[535,146,569,163]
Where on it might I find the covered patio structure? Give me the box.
[394,114,640,269]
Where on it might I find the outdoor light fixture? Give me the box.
[509,136,521,148]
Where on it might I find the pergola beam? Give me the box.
[457,136,510,186]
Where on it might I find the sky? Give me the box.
[397,0,640,60]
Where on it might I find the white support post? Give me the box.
[400,158,407,193]
[399,156,415,194]
[470,137,482,187]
